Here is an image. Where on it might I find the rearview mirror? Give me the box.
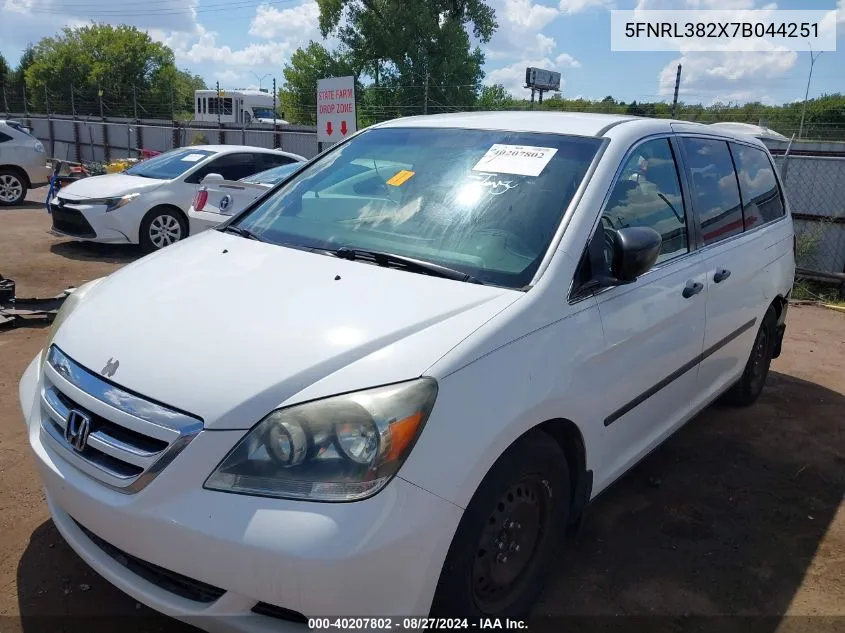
[202,173,224,184]
[611,226,662,282]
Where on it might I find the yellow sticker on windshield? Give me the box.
[386,170,415,186]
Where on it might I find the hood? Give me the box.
[58,173,164,199]
[54,231,520,429]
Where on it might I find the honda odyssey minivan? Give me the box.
[19,112,794,631]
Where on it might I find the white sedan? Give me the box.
[49,145,306,251]
[187,160,305,235]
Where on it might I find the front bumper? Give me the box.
[19,355,461,632]
[48,197,133,243]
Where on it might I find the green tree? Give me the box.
[315,0,497,114]
[280,41,358,125]
[23,23,204,117]
[477,84,512,110]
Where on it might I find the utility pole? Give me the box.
[44,85,49,115]
[70,83,75,117]
[530,88,535,110]
[98,83,104,118]
[272,77,277,122]
[2,85,8,114]
[22,82,28,116]
[670,64,682,118]
[133,84,138,120]
[798,43,823,140]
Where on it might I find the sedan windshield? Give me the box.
[125,148,215,180]
[233,127,602,288]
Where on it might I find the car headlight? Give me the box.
[204,378,438,502]
[41,277,106,363]
[83,193,140,211]
[34,141,45,154]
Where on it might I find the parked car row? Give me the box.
[46,144,306,251]
[0,119,52,206]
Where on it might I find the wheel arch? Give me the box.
[0,165,31,189]
[139,203,190,243]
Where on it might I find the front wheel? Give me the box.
[139,207,187,252]
[430,432,570,619]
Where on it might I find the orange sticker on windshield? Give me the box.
[386,170,415,186]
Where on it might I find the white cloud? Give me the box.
[487,54,579,95]
[635,0,755,8]
[249,2,321,39]
[555,52,581,67]
[504,0,559,30]
[558,0,612,14]
[658,49,797,103]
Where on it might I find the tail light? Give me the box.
[193,188,208,212]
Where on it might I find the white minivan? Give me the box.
[19,112,794,631]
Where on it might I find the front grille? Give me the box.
[51,204,96,238]
[74,519,226,604]
[40,346,202,493]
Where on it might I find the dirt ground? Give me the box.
[0,189,843,633]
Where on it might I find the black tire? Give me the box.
[139,207,188,253]
[0,169,27,206]
[430,431,570,619]
[723,305,778,407]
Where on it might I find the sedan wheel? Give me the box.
[0,172,25,206]
[140,208,187,252]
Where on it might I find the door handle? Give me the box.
[714,268,732,283]
[682,281,704,299]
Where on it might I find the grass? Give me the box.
[792,279,845,307]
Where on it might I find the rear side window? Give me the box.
[729,143,785,228]
[681,137,743,246]
[0,131,12,143]
[189,153,261,182]
[601,138,689,264]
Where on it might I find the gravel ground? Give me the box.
[1,188,843,633]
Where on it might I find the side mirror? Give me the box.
[611,226,662,282]
[202,173,224,184]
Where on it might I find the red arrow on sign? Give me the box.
[326,121,333,136]
[340,120,348,135]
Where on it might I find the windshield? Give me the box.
[241,162,302,185]
[252,107,277,119]
[125,148,215,180]
[234,127,602,288]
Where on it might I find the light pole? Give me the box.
[798,42,823,140]
[251,72,271,91]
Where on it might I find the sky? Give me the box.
[0,0,843,107]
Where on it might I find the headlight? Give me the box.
[41,277,106,363]
[34,141,45,154]
[84,193,140,211]
[204,378,438,502]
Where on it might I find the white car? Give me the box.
[0,119,52,206]
[49,145,306,251]
[20,112,794,630]
[188,160,305,234]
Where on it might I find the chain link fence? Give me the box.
[771,153,845,276]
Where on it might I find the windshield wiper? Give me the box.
[219,224,264,241]
[326,247,483,284]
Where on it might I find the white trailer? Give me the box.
[193,89,289,125]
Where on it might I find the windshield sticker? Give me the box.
[181,153,206,162]
[472,144,557,177]
[472,173,518,195]
[386,169,415,186]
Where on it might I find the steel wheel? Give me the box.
[0,173,25,205]
[471,477,549,612]
[148,213,183,248]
